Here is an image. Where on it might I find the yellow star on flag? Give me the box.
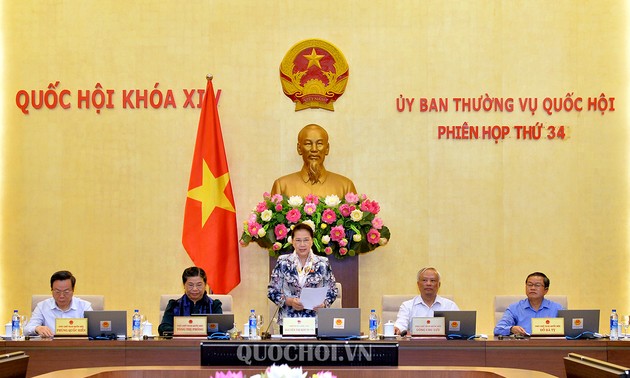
[303,48,324,69]
[187,159,235,226]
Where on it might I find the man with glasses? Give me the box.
[493,272,564,336]
[394,267,459,335]
[24,270,93,337]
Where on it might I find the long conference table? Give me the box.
[2,337,630,378]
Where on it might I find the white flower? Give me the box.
[260,209,273,222]
[302,220,316,231]
[265,364,307,378]
[350,209,363,222]
[321,235,330,244]
[324,195,341,207]
[288,196,303,207]
[257,228,266,237]
[352,233,362,242]
[379,237,389,246]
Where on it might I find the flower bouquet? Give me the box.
[210,364,336,378]
[240,192,390,259]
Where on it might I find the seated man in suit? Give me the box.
[24,270,93,337]
[394,267,459,335]
[494,272,564,336]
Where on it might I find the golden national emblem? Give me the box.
[280,39,349,111]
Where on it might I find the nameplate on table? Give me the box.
[283,317,316,336]
[55,318,88,336]
[411,317,445,336]
[174,316,207,336]
[531,317,564,335]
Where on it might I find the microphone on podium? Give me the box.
[263,306,280,339]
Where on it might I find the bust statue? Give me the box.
[271,124,357,198]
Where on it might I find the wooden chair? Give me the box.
[564,352,630,377]
[0,351,29,378]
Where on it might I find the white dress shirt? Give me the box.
[24,297,93,336]
[394,295,460,333]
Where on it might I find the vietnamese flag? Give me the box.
[182,75,240,294]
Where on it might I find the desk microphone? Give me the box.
[400,330,408,337]
[263,306,280,339]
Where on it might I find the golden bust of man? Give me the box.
[271,124,357,198]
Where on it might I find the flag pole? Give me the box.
[182,72,241,294]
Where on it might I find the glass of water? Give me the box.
[19,315,28,340]
[622,315,630,340]
[256,314,264,336]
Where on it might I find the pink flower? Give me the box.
[324,246,333,255]
[322,209,337,224]
[286,208,301,223]
[372,217,384,229]
[344,192,359,204]
[330,225,345,242]
[314,372,337,378]
[370,200,381,214]
[248,222,262,236]
[339,247,348,255]
[271,194,283,204]
[262,192,271,200]
[275,204,283,212]
[367,228,381,244]
[274,224,288,240]
[272,242,282,251]
[360,199,371,212]
[339,238,348,247]
[360,199,380,214]
[213,372,244,378]
[255,201,268,212]
[305,194,320,205]
[304,203,317,215]
[339,204,355,217]
[248,213,257,223]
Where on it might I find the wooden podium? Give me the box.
[327,255,358,308]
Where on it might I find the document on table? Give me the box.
[300,287,327,310]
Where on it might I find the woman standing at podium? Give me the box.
[158,266,223,335]
[267,223,338,330]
